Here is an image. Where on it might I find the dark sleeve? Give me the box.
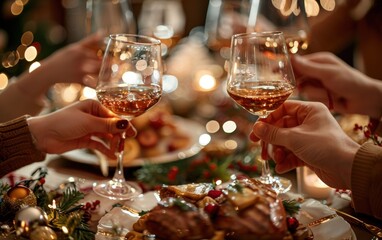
[0,115,46,177]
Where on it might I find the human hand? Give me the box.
[249,100,360,189]
[41,33,102,88]
[27,99,136,159]
[292,52,382,119]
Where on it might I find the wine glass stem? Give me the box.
[260,140,273,184]
[112,132,126,184]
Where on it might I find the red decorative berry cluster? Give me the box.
[82,199,101,211]
[203,189,223,216]
[354,122,382,146]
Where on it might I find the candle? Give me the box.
[297,167,333,200]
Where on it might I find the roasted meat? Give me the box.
[143,198,215,240]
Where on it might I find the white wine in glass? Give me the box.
[93,34,162,200]
[227,31,295,194]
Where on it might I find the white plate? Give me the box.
[95,193,356,240]
[61,117,205,167]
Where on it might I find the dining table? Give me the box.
[6,151,382,240]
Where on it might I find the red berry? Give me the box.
[208,190,223,199]
[85,202,92,210]
[286,216,299,232]
[39,178,45,185]
[167,166,179,181]
[204,203,219,215]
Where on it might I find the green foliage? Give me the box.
[283,199,301,216]
[0,168,94,240]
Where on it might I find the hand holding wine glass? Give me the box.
[93,34,162,200]
[226,31,295,193]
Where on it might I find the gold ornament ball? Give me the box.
[14,206,48,237]
[8,185,30,199]
[30,226,58,240]
[2,185,37,213]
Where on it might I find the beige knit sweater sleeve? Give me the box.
[0,115,46,177]
[352,121,382,220]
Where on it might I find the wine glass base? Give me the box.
[93,180,142,200]
[257,175,292,194]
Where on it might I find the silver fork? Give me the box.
[334,209,382,239]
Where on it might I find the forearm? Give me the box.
[351,142,382,220]
[16,60,54,101]
[363,78,382,120]
[0,79,49,122]
[0,115,46,177]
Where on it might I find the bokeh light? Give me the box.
[206,120,220,133]
[29,61,41,72]
[0,73,9,90]
[24,46,37,62]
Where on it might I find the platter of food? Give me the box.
[96,177,356,240]
[61,114,205,167]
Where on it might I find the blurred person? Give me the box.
[0,33,102,122]
[307,0,382,79]
[0,99,136,178]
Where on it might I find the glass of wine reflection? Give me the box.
[226,31,295,194]
[93,34,162,200]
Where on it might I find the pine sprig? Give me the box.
[58,185,85,212]
[282,199,301,216]
[0,182,10,198]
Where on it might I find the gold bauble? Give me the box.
[30,226,58,240]
[2,185,37,213]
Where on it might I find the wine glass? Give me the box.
[85,0,136,56]
[226,31,295,194]
[93,34,162,200]
[248,0,310,54]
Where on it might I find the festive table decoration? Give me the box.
[135,143,264,191]
[14,206,48,237]
[2,185,37,214]
[0,168,95,240]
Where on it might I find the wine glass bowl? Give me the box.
[93,34,162,200]
[226,31,295,193]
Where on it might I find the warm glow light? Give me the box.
[24,46,37,62]
[82,86,97,99]
[0,73,8,90]
[122,71,143,84]
[111,63,119,72]
[29,61,40,72]
[162,74,178,93]
[62,85,81,103]
[17,45,27,59]
[21,31,33,46]
[197,74,216,91]
[11,1,23,15]
[206,120,220,133]
[199,133,211,146]
[224,139,237,150]
[305,0,320,17]
[3,51,20,68]
[222,120,236,133]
